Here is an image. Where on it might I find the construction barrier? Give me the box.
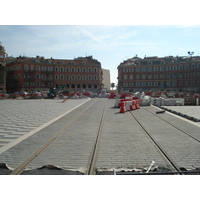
[118,99,140,113]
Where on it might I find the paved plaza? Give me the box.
[0,98,200,174]
[163,105,200,121]
[0,98,89,152]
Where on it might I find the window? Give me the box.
[94,68,97,72]
[88,75,92,80]
[160,74,165,79]
[36,74,40,79]
[30,82,35,87]
[129,68,134,72]
[42,66,46,71]
[88,68,92,72]
[191,81,195,86]
[154,67,158,72]
[178,72,183,78]
[60,75,64,80]
[141,82,146,86]
[154,74,158,79]
[55,75,59,79]
[71,68,75,72]
[82,68,86,72]
[166,82,171,87]
[172,73,177,78]
[148,67,152,72]
[160,82,164,86]
[184,65,189,70]
[172,81,177,86]
[124,75,127,80]
[148,82,152,86]
[30,65,34,71]
[136,82,140,87]
[184,73,190,78]
[191,72,195,78]
[191,64,196,69]
[136,67,140,72]
[123,68,127,72]
[77,75,81,80]
[24,64,29,71]
[148,74,152,79]
[142,75,146,79]
[71,75,75,80]
[160,66,165,71]
[66,67,70,72]
[154,82,158,86]
[130,74,133,79]
[60,67,64,72]
[136,75,140,79]
[179,81,182,86]
[24,82,29,87]
[82,75,86,80]
[42,74,46,80]
[48,66,52,72]
[129,83,134,87]
[178,65,183,70]
[123,83,128,87]
[77,68,80,72]
[172,66,177,71]
[94,75,97,80]
[142,67,146,72]
[66,75,70,80]
[36,65,40,71]
[48,75,52,80]
[166,66,171,71]
[166,73,170,79]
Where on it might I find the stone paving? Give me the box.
[0,98,89,151]
[162,105,200,121]
[0,98,200,174]
[96,100,167,170]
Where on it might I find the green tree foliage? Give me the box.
[111,82,115,90]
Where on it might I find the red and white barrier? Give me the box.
[117,98,141,113]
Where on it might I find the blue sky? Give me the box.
[1,25,200,84]
[1,1,200,85]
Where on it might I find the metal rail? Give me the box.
[129,111,181,173]
[143,107,200,143]
[9,99,97,175]
[85,99,107,175]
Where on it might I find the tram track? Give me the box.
[128,111,181,174]
[9,99,103,175]
[85,99,107,175]
[4,99,200,175]
[8,98,108,175]
[143,106,200,143]
[127,107,200,175]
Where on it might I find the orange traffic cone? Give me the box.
[120,101,126,113]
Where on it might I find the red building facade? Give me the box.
[6,55,102,93]
[118,56,200,93]
[0,42,7,93]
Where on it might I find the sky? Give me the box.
[1,1,200,87]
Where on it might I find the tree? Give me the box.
[111,82,115,90]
